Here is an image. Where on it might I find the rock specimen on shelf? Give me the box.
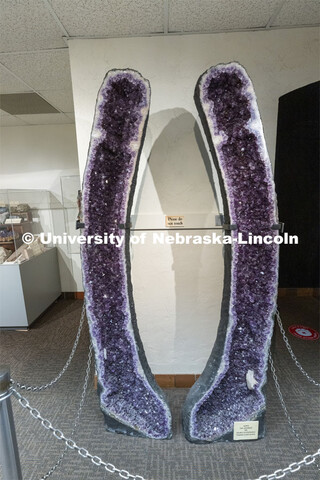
[183,62,279,443]
[81,69,172,439]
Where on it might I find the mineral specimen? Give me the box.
[81,69,172,439]
[183,62,279,443]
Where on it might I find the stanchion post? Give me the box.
[0,366,23,480]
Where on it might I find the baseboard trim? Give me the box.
[62,292,84,299]
[93,374,200,390]
[155,374,200,388]
[278,288,319,297]
[74,292,85,299]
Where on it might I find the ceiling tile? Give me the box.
[50,0,164,36]
[273,0,320,26]
[65,112,75,120]
[169,0,282,32]
[38,89,74,112]
[0,0,66,52]
[0,64,32,94]
[0,50,72,91]
[16,113,74,125]
[0,115,29,126]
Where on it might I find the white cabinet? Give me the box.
[0,248,61,328]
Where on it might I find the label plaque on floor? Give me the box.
[233,421,259,440]
[165,215,184,227]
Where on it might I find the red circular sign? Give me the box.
[288,325,319,341]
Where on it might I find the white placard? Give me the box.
[165,215,184,227]
[5,218,22,224]
[233,421,259,441]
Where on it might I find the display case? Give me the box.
[0,189,62,328]
[59,175,83,292]
[0,189,61,260]
[60,175,81,255]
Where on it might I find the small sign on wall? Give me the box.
[165,215,184,227]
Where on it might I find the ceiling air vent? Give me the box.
[0,93,59,115]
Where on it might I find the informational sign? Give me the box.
[165,215,184,227]
[233,421,259,441]
[288,325,319,341]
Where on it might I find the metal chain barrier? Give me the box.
[11,303,86,392]
[40,342,93,479]
[269,351,319,473]
[248,348,320,480]
[247,449,320,480]
[275,310,320,387]
[268,352,309,455]
[11,386,146,480]
[10,377,319,480]
[5,303,319,480]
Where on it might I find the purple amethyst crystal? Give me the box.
[81,69,172,439]
[183,63,279,443]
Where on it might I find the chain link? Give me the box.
[11,303,86,392]
[269,351,319,473]
[11,386,146,480]
[247,449,320,480]
[275,310,320,387]
[40,341,93,479]
[268,352,309,455]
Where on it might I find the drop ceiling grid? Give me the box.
[0,115,29,127]
[37,89,74,113]
[0,50,72,92]
[0,0,66,53]
[0,113,73,126]
[273,0,320,26]
[0,0,318,127]
[15,112,74,125]
[0,64,32,94]
[49,0,165,36]
[0,103,28,127]
[168,0,285,32]
[0,49,74,118]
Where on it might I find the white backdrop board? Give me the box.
[69,27,319,373]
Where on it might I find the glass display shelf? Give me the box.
[0,188,62,261]
[0,189,63,328]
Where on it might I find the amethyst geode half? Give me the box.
[81,69,172,439]
[183,63,279,443]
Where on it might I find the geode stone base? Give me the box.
[183,399,266,444]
